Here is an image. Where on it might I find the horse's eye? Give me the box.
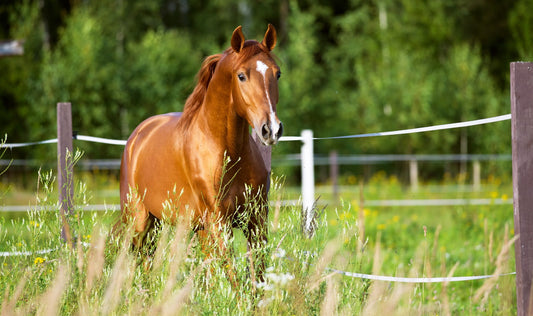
[276,71,281,80]
[238,73,246,82]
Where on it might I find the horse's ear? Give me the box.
[262,24,277,51]
[231,26,245,53]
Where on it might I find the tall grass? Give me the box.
[0,171,517,315]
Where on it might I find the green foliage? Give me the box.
[509,0,533,61]
[0,0,519,179]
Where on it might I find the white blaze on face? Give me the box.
[256,60,280,137]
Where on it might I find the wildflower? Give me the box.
[272,247,286,259]
[490,191,499,199]
[377,224,386,230]
[29,221,39,228]
[329,219,338,226]
[265,272,295,286]
[34,257,45,265]
[256,281,274,291]
[392,215,400,223]
[501,194,509,201]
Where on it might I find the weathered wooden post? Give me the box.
[409,159,419,191]
[301,130,315,237]
[57,102,74,245]
[511,62,533,316]
[472,160,481,191]
[329,151,339,203]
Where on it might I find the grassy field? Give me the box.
[0,170,516,315]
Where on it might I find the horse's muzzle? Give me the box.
[260,121,283,146]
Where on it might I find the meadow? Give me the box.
[0,169,516,315]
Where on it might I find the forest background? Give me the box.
[1,0,532,183]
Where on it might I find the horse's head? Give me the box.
[228,24,283,146]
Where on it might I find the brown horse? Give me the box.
[119,24,282,283]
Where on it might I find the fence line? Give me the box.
[0,198,513,213]
[75,135,127,146]
[0,154,511,169]
[3,113,512,149]
[313,114,511,140]
[327,268,516,283]
[3,138,58,149]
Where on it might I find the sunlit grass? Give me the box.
[0,170,516,314]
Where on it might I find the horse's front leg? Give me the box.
[244,203,269,285]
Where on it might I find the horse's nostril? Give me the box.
[262,124,270,139]
[276,122,284,139]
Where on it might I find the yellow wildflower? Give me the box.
[34,257,45,265]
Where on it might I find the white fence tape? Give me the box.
[2,114,512,147]
[313,114,512,141]
[0,244,515,284]
[75,135,127,146]
[327,268,516,283]
[0,247,57,257]
[3,138,58,148]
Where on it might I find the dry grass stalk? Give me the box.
[35,263,70,316]
[474,224,518,304]
[162,220,190,297]
[77,228,107,316]
[441,262,459,316]
[362,233,388,315]
[357,180,365,253]
[100,229,136,315]
[308,237,343,291]
[320,275,339,316]
[150,224,171,273]
[1,273,28,316]
[488,230,494,263]
[85,228,106,292]
[272,194,281,232]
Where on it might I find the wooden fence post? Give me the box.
[472,160,480,191]
[301,130,315,237]
[329,151,339,203]
[57,102,74,245]
[511,62,533,316]
[409,159,419,191]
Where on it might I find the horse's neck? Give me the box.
[197,83,250,156]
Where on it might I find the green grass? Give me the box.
[0,171,516,315]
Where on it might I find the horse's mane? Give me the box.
[182,53,222,115]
